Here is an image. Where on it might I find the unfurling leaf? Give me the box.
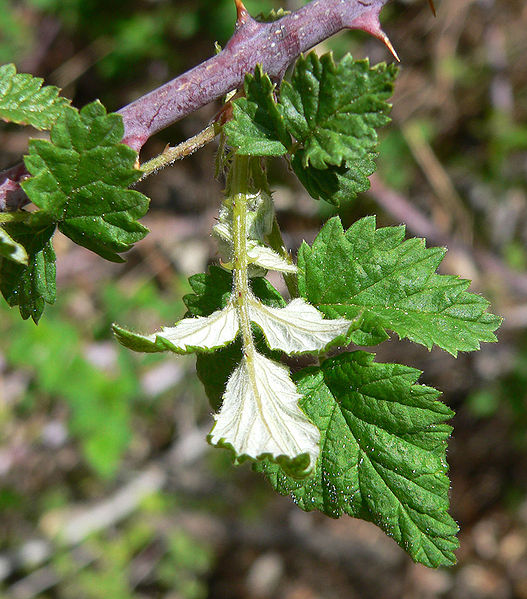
[248,296,351,353]
[113,303,239,354]
[209,350,320,478]
[247,242,297,273]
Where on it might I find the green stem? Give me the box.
[231,155,255,353]
[139,124,217,181]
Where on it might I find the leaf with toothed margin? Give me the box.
[280,53,397,170]
[291,151,377,206]
[225,65,291,156]
[0,220,56,323]
[0,63,70,130]
[247,296,351,354]
[256,351,459,568]
[226,53,397,205]
[113,302,239,354]
[21,101,149,263]
[209,350,320,478]
[298,216,501,355]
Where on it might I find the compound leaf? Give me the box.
[22,101,149,262]
[299,217,501,355]
[0,63,70,130]
[256,351,459,567]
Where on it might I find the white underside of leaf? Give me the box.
[209,351,320,468]
[247,242,297,273]
[248,296,351,353]
[151,302,239,351]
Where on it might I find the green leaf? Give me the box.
[225,54,396,204]
[0,63,70,130]
[0,225,28,264]
[21,101,149,262]
[298,217,501,355]
[183,265,286,317]
[0,220,56,322]
[281,53,397,170]
[291,151,377,206]
[224,66,290,156]
[256,351,459,568]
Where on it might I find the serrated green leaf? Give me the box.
[256,351,459,567]
[225,53,396,204]
[298,217,501,355]
[0,220,56,322]
[21,101,149,262]
[0,63,70,130]
[291,151,377,206]
[0,226,28,264]
[183,265,286,317]
[281,53,396,170]
[224,66,290,156]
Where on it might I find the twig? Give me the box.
[1,0,394,211]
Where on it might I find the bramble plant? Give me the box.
[0,0,501,568]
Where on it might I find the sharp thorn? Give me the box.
[378,30,400,62]
[428,0,437,17]
[234,0,251,28]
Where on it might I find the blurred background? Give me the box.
[1,0,527,597]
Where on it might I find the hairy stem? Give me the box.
[231,154,255,358]
[139,124,217,181]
